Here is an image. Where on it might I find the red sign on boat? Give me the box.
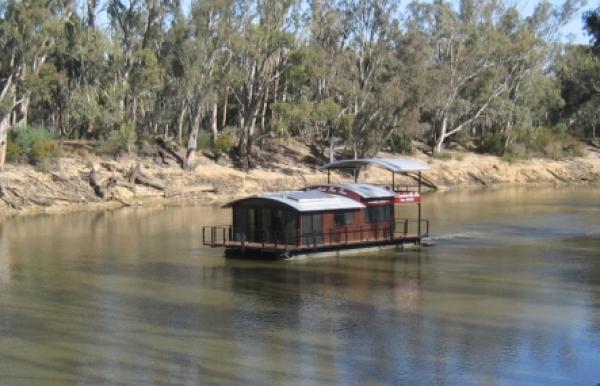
[394,191,421,204]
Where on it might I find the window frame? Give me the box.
[334,211,355,227]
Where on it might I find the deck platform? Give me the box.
[203,219,428,258]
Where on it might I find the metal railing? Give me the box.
[202,218,429,250]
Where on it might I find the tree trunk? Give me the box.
[260,86,268,133]
[177,104,185,145]
[504,120,512,150]
[238,109,248,171]
[211,102,218,140]
[0,114,11,171]
[186,105,202,170]
[87,0,97,29]
[434,116,448,154]
[17,94,30,128]
[221,89,228,129]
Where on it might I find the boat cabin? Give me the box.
[202,158,430,258]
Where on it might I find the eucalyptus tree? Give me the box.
[0,0,73,170]
[107,0,167,134]
[231,0,300,170]
[408,0,581,154]
[556,10,600,139]
[179,0,239,168]
[346,0,430,157]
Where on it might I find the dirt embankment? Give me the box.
[1,138,599,216]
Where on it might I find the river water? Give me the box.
[0,186,599,386]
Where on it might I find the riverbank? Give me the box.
[1,138,599,216]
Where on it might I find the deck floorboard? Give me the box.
[209,234,422,252]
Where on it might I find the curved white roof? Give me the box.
[305,183,395,199]
[224,190,365,212]
[319,157,429,172]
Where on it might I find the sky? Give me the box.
[92,0,596,46]
[518,0,594,45]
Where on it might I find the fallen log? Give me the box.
[156,138,185,168]
[127,163,166,191]
[29,196,54,207]
[0,184,23,209]
[165,184,217,198]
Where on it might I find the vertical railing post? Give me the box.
[222,227,226,246]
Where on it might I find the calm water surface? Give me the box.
[1,186,599,386]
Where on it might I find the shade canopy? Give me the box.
[319,158,429,173]
[305,183,395,199]
[223,190,365,212]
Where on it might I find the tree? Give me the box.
[407,0,581,154]
[231,0,298,170]
[584,6,600,49]
[0,0,72,170]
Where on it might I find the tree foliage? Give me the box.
[0,0,595,171]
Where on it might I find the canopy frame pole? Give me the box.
[417,171,422,237]
[392,171,395,191]
[327,169,330,184]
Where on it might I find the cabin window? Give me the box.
[367,205,392,223]
[334,211,354,226]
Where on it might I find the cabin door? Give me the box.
[302,213,323,246]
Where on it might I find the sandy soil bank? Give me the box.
[1,138,599,217]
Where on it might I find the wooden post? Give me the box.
[418,204,422,237]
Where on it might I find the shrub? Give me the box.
[9,126,58,164]
[196,129,212,151]
[478,132,507,155]
[102,123,137,155]
[13,126,54,154]
[388,133,413,154]
[30,139,58,163]
[502,143,528,162]
[432,151,452,160]
[504,127,586,160]
[5,136,23,162]
[212,133,235,156]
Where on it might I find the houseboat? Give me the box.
[202,158,430,258]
